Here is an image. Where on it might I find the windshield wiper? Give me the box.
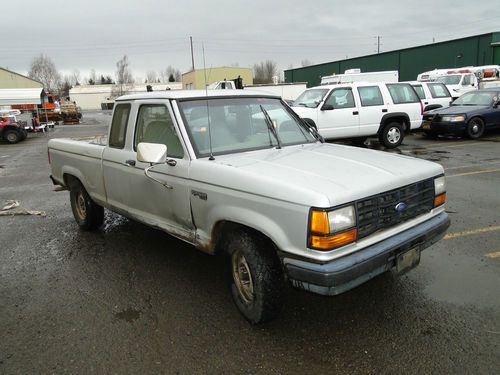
[260,105,282,149]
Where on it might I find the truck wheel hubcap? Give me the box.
[387,128,401,144]
[75,192,87,219]
[7,133,17,142]
[232,250,254,304]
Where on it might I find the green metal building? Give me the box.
[285,31,500,87]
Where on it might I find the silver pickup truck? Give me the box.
[48,90,450,323]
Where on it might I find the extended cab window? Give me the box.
[428,83,451,98]
[134,104,184,158]
[386,84,420,104]
[109,104,131,149]
[357,86,384,106]
[325,88,355,109]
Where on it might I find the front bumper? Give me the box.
[422,120,466,135]
[284,212,450,296]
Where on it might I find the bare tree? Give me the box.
[301,59,313,67]
[160,65,181,82]
[28,54,61,91]
[113,55,134,97]
[71,69,81,86]
[146,70,157,83]
[253,60,278,84]
[88,69,97,85]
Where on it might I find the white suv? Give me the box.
[407,81,452,111]
[291,82,423,148]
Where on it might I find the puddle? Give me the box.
[114,308,142,323]
[102,212,130,232]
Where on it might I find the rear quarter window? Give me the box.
[386,84,420,104]
[428,83,451,98]
[412,85,425,100]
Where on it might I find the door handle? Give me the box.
[124,159,136,167]
[166,159,177,166]
[352,111,359,115]
[424,102,429,105]
[382,109,388,113]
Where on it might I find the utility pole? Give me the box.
[190,36,195,71]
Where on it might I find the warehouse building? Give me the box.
[0,67,43,89]
[285,31,500,87]
[69,82,182,109]
[182,67,253,89]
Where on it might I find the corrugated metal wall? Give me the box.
[285,32,500,87]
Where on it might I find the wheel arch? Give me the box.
[211,220,280,258]
[378,113,410,134]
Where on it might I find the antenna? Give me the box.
[202,43,215,160]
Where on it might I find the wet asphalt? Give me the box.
[0,112,499,374]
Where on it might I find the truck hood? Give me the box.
[426,105,489,116]
[190,143,443,208]
[290,105,319,119]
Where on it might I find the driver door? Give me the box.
[317,87,360,138]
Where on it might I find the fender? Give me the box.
[198,204,295,255]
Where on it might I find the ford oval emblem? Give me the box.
[395,202,408,212]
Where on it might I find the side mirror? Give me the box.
[137,142,167,164]
[321,104,334,111]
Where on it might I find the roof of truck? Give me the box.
[116,89,280,101]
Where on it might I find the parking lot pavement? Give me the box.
[0,116,499,374]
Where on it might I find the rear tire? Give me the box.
[466,117,484,139]
[226,230,285,324]
[4,130,20,144]
[69,179,104,230]
[379,122,404,148]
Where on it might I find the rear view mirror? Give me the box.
[137,142,167,164]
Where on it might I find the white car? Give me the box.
[291,82,423,148]
[407,81,452,111]
[435,73,478,99]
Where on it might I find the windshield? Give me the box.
[179,97,316,157]
[292,89,329,108]
[452,91,498,106]
[436,75,461,85]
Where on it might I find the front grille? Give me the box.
[356,179,434,240]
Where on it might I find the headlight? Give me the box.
[441,115,465,122]
[434,176,446,207]
[309,205,357,251]
[328,206,356,232]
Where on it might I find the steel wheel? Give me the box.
[232,249,254,304]
[75,191,87,221]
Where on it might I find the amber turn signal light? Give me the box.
[310,229,357,250]
[434,193,446,207]
[310,210,329,234]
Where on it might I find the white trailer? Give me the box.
[320,69,399,85]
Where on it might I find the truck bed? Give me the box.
[48,137,107,205]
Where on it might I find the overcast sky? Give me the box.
[2,0,500,82]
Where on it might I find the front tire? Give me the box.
[4,130,20,144]
[226,231,285,324]
[379,122,404,148]
[466,117,484,139]
[69,180,104,230]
